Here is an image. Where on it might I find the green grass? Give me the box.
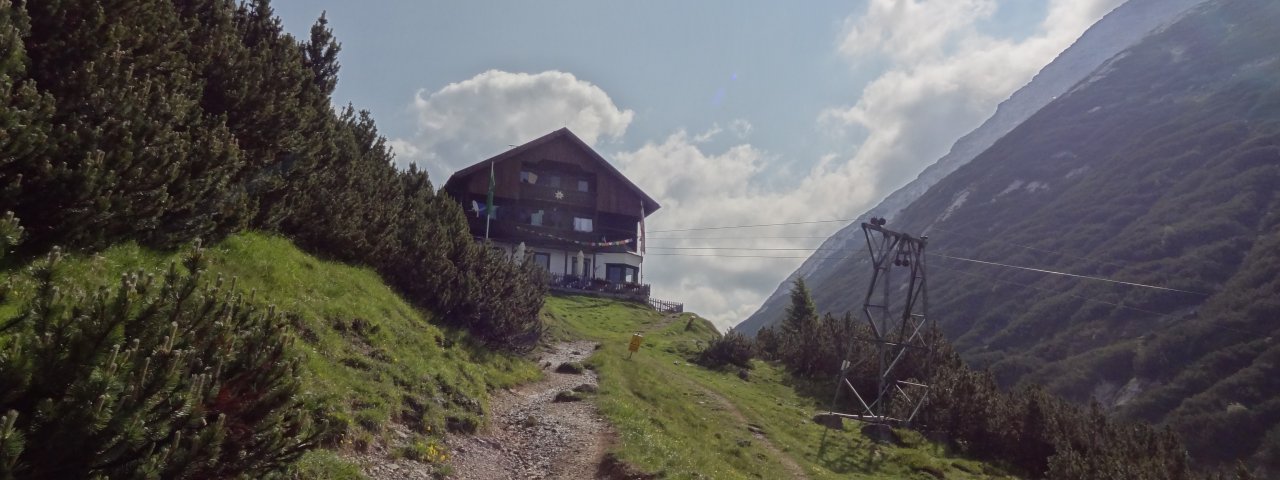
[543,295,1012,479]
[1,232,540,476]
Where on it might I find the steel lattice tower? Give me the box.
[823,218,934,426]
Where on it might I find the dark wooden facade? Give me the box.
[443,128,660,256]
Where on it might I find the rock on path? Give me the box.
[446,341,612,480]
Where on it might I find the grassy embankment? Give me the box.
[543,295,1012,480]
[0,232,540,478]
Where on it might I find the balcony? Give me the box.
[548,273,649,297]
[467,217,637,253]
[546,274,683,312]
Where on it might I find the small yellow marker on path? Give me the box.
[627,333,643,359]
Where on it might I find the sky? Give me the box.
[275,0,1125,330]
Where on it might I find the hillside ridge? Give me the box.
[739,0,1208,335]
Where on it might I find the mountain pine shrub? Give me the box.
[0,241,325,478]
[696,329,755,369]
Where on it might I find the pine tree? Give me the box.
[781,278,817,336]
[0,0,52,212]
[753,325,781,359]
[303,11,341,98]
[779,278,823,375]
[0,242,325,478]
[11,0,244,252]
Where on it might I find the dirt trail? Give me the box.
[445,341,612,479]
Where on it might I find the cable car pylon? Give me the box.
[819,218,935,428]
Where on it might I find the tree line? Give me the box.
[702,279,1259,479]
[1,0,545,477]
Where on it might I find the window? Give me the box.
[532,253,551,272]
[573,217,593,232]
[583,259,592,278]
[530,209,544,226]
[547,175,561,188]
[520,171,538,184]
[606,264,637,283]
[577,179,589,192]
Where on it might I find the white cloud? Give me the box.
[689,119,752,144]
[823,0,1124,190]
[839,0,998,62]
[691,124,723,143]
[728,119,753,139]
[629,0,1123,330]
[391,70,634,181]
[616,130,879,330]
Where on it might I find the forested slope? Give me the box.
[1,1,546,477]
[754,0,1280,469]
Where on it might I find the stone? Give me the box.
[812,413,844,430]
[860,423,903,445]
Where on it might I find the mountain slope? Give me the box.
[750,0,1280,468]
[739,0,1208,336]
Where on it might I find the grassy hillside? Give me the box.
[0,232,540,477]
[543,295,1009,479]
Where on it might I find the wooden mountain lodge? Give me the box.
[443,128,680,311]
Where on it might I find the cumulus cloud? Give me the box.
[839,0,997,62]
[630,0,1123,330]
[615,130,879,329]
[822,0,1124,190]
[391,70,634,180]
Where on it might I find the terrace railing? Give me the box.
[648,297,684,313]
[545,274,685,313]
[547,274,650,299]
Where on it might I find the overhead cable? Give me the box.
[926,252,1210,296]
[647,219,855,233]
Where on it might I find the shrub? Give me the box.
[0,243,325,478]
[696,330,755,369]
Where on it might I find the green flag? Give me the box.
[486,162,495,219]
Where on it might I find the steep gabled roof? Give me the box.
[443,128,660,215]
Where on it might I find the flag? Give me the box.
[486,162,496,219]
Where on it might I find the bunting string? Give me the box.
[515,226,635,247]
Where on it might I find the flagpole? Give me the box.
[639,200,645,284]
[485,162,493,240]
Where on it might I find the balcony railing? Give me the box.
[546,273,684,313]
[468,217,638,253]
[547,273,650,298]
[648,298,684,313]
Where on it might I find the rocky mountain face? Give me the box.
[753,0,1280,468]
[738,0,1208,336]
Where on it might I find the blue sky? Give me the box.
[274,0,1122,329]
[278,2,854,165]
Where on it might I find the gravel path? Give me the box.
[445,340,612,479]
